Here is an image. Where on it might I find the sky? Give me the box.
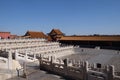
[0,0,120,35]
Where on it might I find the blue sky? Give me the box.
[0,0,120,35]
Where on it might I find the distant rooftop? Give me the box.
[24,31,47,38]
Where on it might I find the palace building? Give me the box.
[24,31,47,39]
[48,29,120,50]
[59,35,120,49]
[48,29,64,41]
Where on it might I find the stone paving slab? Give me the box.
[7,70,66,80]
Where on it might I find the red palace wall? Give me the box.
[0,32,11,39]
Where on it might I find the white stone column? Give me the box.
[8,50,13,70]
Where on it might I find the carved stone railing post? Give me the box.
[25,52,28,61]
[8,50,13,70]
[15,50,18,60]
[72,59,75,66]
[83,61,88,80]
[23,62,28,79]
[39,54,42,70]
[50,56,55,71]
[51,56,54,64]
[33,54,36,61]
[108,65,115,80]
[63,58,69,76]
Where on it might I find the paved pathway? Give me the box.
[7,60,68,80]
[7,70,66,80]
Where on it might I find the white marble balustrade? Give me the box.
[0,39,75,62]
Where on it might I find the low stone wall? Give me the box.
[39,55,120,80]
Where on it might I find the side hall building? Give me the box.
[59,35,120,50]
[47,29,120,50]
